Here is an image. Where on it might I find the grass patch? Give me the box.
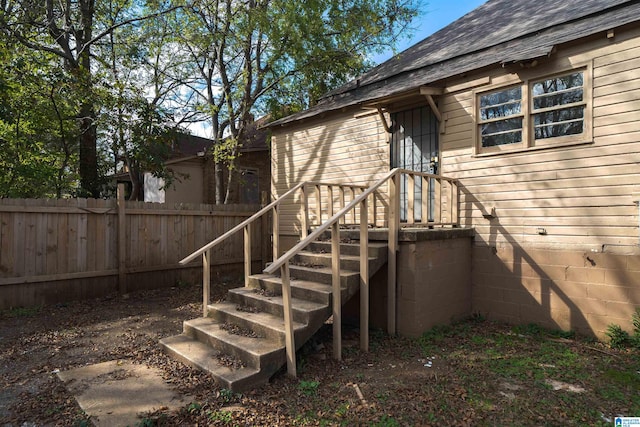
[2,306,42,318]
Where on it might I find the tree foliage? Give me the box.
[177,0,419,203]
[0,0,420,201]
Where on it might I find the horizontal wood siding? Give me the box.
[0,199,264,308]
[272,112,390,236]
[440,26,640,250]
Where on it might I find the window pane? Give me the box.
[533,88,583,110]
[479,87,522,120]
[535,121,583,139]
[534,105,584,126]
[482,130,522,147]
[481,117,523,134]
[532,72,583,96]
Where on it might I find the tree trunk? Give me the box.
[215,161,224,204]
[78,102,99,197]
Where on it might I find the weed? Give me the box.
[209,410,233,424]
[372,414,400,427]
[513,323,543,336]
[334,402,350,417]
[631,308,640,330]
[175,280,190,288]
[375,391,390,403]
[471,335,487,345]
[606,324,631,349]
[3,306,41,318]
[298,379,320,396]
[418,324,453,353]
[217,388,241,403]
[136,417,160,427]
[186,402,202,414]
[547,328,576,339]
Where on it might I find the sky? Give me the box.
[372,0,486,64]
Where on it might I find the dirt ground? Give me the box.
[1,281,639,426]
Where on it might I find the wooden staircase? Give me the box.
[160,237,388,391]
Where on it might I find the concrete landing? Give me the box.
[57,360,191,426]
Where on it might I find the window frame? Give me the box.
[473,63,593,156]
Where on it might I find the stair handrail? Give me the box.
[179,181,305,266]
[264,167,459,378]
[264,168,399,275]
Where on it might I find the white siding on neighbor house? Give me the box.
[271,112,389,236]
[439,26,640,250]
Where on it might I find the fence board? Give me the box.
[0,199,265,308]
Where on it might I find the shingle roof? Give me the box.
[267,0,639,128]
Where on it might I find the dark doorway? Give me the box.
[390,105,439,222]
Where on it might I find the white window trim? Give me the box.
[473,62,593,156]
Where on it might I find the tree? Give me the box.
[0,38,80,197]
[0,0,180,197]
[175,0,419,203]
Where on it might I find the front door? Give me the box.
[390,105,439,222]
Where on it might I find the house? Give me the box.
[265,0,640,338]
[115,122,270,205]
[161,0,640,391]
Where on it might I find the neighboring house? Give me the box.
[266,0,640,338]
[115,122,270,205]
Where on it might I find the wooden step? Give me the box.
[226,287,330,325]
[247,273,334,304]
[206,301,306,345]
[183,317,284,369]
[307,241,388,257]
[159,334,265,391]
[162,232,390,392]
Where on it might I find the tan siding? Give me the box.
[272,111,389,236]
[439,26,640,249]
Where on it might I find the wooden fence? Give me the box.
[0,194,268,309]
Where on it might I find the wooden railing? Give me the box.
[179,168,459,377]
[263,168,458,376]
[299,182,370,237]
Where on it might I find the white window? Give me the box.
[475,67,591,154]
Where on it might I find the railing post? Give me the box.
[203,249,211,317]
[328,185,334,220]
[388,172,399,335]
[434,177,442,224]
[301,185,309,239]
[244,223,251,286]
[454,180,460,226]
[359,197,369,352]
[273,205,280,261]
[421,176,429,225]
[315,185,321,225]
[281,263,297,376]
[407,174,415,225]
[371,192,377,228]
[351,187,357,224]
[339,186,345,225]
[331,221,341,360]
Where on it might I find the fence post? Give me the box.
[117,184,127,295]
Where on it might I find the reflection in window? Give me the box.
[479,87,523,147]
[532,72,585,140]
[476,69,588,153]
